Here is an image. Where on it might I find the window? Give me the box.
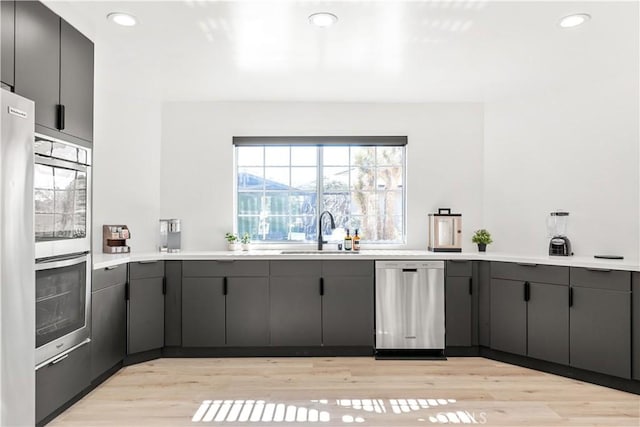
[234,137,406,244]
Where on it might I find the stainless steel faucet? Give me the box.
[317,211,336,250]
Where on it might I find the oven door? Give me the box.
[34,135,91,259]
[35,252,91,366]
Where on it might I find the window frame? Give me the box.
[233,137,408,247]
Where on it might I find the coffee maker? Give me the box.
[547,211,572,256]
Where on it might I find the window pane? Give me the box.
[351,191,376,215]
[289,192,316,216]
[262,193,288,216]
[377,146,403,165]
[265,146,290,166]
[291,147,317,166]
[323,166,349,191]
[377,190,403,219]
[291,167,316,190]
[237,192,263,215]
[352,167,376,191]
[322,146,349,166]
[323,194,350,229]
[237,146,264,166]
[376,166,403,190]
[264,167,290,188]
[238,167,264,190]
[238,216,259,239]
[351,146,375,167]
[288,216,316,241]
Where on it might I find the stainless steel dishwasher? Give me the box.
[375,260,445,359]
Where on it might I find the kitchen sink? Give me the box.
[279,250,357,255]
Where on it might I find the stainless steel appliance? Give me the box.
[547,210,573,256]
[1,89,36,425]
[35,252,91,367]
[160,218,181,252]
[34,134,91,259]
[428,208,462,252]
[375,260,445,359]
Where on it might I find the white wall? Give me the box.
[92,44,162,253]
[160,102,484,251]
[484,80,639,261]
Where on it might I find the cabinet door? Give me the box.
[226,277,270,346]
[478,261,491,347]
[490,279,527,356]
[1,0,14,87]
[570,287,631,378]
[527,282,568,365]
[322,276,373,346]
[445,277,472,347]
[14,1,59,130]
[128,277,164,354]
[59,19,93,142]
[91,283,126,380]
[36,342,90,424]
[633,273,640,380]
[182,277,225,347]
[270,276,322,346]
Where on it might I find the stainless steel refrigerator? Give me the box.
[1,89,35,426]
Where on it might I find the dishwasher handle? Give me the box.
[402,268,418,272]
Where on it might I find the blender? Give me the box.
[547,211,573,256]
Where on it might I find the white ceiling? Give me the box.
[45,1,639,103]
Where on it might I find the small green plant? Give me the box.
[240,232,251,244]
[225,232,238,243]
[472,229,493,245]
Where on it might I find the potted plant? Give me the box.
[472,229,493,252]
[225,232,238,251]
[240,232,251,251]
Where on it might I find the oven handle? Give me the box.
[34,153,88,172]
[35,252,89,270]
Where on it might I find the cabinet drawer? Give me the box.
[270,260,322,277]
[182,260,269,277]
[570,267,630,291]
[129,261,164,279]
[92,264,127,291]
[36,342,90,423]
[322,260,373,277]
[446,260,472,277]
[491,262,568,285]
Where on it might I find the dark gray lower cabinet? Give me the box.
[570,286,631,378]
[226,277,270,346]
[164,261,182,347]
[477,261,491,347]
[91,283,126,380]
[445,276,472,347]
[36,341,90,424]
[270,276,322,346]
[128,276,165,354]
[182,277,225,347]
[322,276,373,346]
[527,282,568,365]
[633,273,640,381]
[490,279,526,356]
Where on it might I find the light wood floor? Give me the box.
[50,357,639,426]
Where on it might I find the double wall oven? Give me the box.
[34,134,92,367]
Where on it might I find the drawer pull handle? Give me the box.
[517,263,537,267]
[49,353,69,366]
[569,287,573,307]
[105,265,118,270]
[449,260,468,263]
[138,261,157,264]
[524,281,531,301]
[585,268,612,272]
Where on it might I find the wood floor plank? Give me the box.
[49,357,639,426]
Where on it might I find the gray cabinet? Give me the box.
[490,262,570,363]
[569,267,631,379]
[445,261,473,347]
[181,260,270,347]
[633,273,640,381]
[128,261,165,354]
[36,341,90,424]
[477,261,491,347]
[490,278,527,356]
[14,0,93,144]
[321,261,374,347]
[91,265,127,381]
[164,261,182,347]
[270,264,322,346]
[1,0,14,87]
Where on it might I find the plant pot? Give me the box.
[227,242,238,251]
[241,243,250,251]
[477,243,487,252]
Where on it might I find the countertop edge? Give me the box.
[92,250,640,272]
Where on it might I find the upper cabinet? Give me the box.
[1,0,15,88]
[14,1,93,145]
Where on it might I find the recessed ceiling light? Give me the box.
[107,12,137,27]
[309,12,338,28]
[559,13,591,29]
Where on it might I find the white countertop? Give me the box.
[93,250,640,272]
